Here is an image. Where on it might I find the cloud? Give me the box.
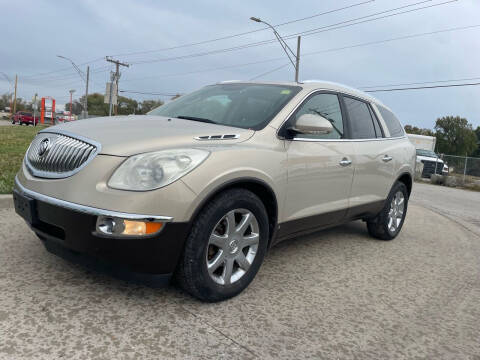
[1,0,479,128]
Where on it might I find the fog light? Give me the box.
[96,216,164,236]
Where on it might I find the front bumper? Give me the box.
[13,179,190,286]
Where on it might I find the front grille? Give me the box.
[421,160,443,177]
[26,132,99,178]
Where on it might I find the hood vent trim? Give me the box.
[194,134,240,141]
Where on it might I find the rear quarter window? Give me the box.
[377,106,404,137]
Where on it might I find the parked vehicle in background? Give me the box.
[14,81,415,302]
[11,111,38,126]
[416,148,448,177]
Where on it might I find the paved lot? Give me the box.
[0,119,12,126]
[0,188,479,359]
[411,182,480,236]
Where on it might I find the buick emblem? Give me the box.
[38,138,51,156]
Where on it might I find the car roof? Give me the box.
[217,80,389,110]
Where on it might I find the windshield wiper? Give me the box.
[177,115,217,124]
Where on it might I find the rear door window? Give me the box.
[377,105,404,137]
[343,96,376,139]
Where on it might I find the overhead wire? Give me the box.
[129,0,457,65]
[364,82,480,92]
[107,0,376,58]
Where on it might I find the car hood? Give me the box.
[416,155,444,163]
[41,115,255,156]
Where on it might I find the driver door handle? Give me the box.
[382,155,393,162]
[339,158,352,167]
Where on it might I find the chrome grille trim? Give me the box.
[25,131,101,179]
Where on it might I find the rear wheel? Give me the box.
[176,188,269,302]
[367,181,408,240]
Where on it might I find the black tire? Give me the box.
[176,188,269,302]
[367,181,408,241]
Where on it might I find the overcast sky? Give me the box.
[1,0,479,128]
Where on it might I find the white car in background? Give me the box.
[416,149,448,178]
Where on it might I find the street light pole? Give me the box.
[57,55,89,118]
[69,89,75,121]
[250,17,301,82]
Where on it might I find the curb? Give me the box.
[0,195,13,209]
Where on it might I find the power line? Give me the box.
[19,66,110,84]
[118,23,480,84]
[249,63,290,80]
[364,82,480,92]
[11,0,454,83]
[108,0,375,58]
[22,57,105,79]
[130,0,455,65]
[119,90,180,96]
[121,81,480,101]
[14,1,376,82]
[359,76,480,89]
[218,24,480,81]
[302,23,480,56]
[285,0,453,38]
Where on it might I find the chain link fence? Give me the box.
[440,154,480,188]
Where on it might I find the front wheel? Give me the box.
[176,188,269,302]
[367,181,408,240]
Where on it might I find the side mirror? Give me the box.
[289,114,333,135]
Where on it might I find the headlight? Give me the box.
[108,148,210,191]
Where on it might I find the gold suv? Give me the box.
[14,81,415,301]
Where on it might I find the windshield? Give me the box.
[416,149,438,158]
[148,83,302,130]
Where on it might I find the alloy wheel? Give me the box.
[206,208,260,285]
[387,191,405,233]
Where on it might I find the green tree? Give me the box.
[434,116,478,156]
[404,125,435,136]
[473,126,480,157]
[83,93,110,116]
[117,96,139,115]
[0,93,13,111]
[64,99,83,115]
[139,99,163,114]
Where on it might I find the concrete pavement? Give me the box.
[411,182,480,236]
[0,197,479,359]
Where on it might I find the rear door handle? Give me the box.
[339,158,352,167]
[382,155,393,162]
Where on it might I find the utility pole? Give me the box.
[250,17,301,82]
[106,57,129,116]
[12,75,18,115]
[84,66,89,118]
[295,36,301,83]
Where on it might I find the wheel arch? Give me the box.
[188,177,279,248]
[396,172,413,197]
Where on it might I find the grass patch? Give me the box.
[0,125,48,194]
